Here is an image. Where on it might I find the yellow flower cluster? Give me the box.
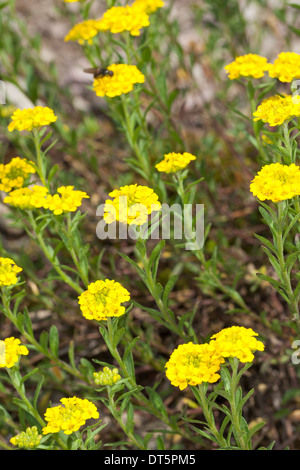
[0,257,22,287]
[132,0,164,14]
[253,94,300,127]
[0,157,35,192]
[78,279,130,321]
[97,5,150,36]
[8,106,57,132]
[250,163,300,203]
[94,366,121,386]
[104,184,161,226]
[4,185,49,209]
[210,326,265,363]
[64,19,102,44]
[0,337,29,368]
[42,396,99,435]
[155,152,196,174]
[224,54,270,80]
[165,342,225,390]
[92,64,145,98]
[4,185,89,214]
[10,426,42,449]
[43,186,89,215]
[165,326,264,390]
[268,52,300,83]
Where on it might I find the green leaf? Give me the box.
[118,252,146,280]
[162,275,178,307]
[146,386,168,418]
[126,402,135,434]
[220,367,231,393]
[289,3,300,10]
[113,327,125,349]
[49,325,59,357]
[254,234,276,255]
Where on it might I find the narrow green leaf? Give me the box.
[49,325,59,357]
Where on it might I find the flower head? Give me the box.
[132,0,164,14]
[43,186,89,215]
[253,94,300,127]
[0,337,29,368]
[42,396,99,435]
[268,52,300,82]
[104,184,160,226]
[224,54,270,80]
[94,367,121,386]
[10,426,42,449]
[64,19,102,44]
[210,326,265,363]
[4,185,49,209]
[0,157,36,192]
[92,64,145,98]
[97,5,149,36]
[78,279,130,322]
[165,342,225,390]
[8,106,57,132]
[155,152,196,174]
[250,163,300,202]
[0,257,22,287]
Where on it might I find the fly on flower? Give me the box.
[84,67,114,79]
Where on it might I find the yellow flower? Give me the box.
[250,163,300,203]
[97,5,149,36]
[104,184,161,226]
[10,426,42,449]
[210,326,265,363]
[4,185,49,209]
[224,54,270,80]
[64,19,102,45]
[43,186,89,215]
[0,157,36,192]
[0,257,22,287]
[132,0,164,14]
[92,64,145,98]
[165,342,225,390]
[268,52,300,82]
[0,337,29,368]
[94,367,121,386]
[155,152,196,174]
[253,94,300,127]
[42,396,99,435]
[0,105,16,118]
[8,106,57,132]
[78,279,130,322]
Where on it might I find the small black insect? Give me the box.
[84,67,114,79]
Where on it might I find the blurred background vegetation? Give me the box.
[1,0,300,449]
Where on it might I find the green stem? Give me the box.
[120,94,151,180]
[27,211,83,295]
[227,358,250,450]
[104,319,197,442]
[32,129,48,188]
[276,202,299,323]
[7,369,45,426]
[140,250,184,336]
[1,288,88,382]
[107,388,147,450]
[282,121,293,163]
[197,383,227,448]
